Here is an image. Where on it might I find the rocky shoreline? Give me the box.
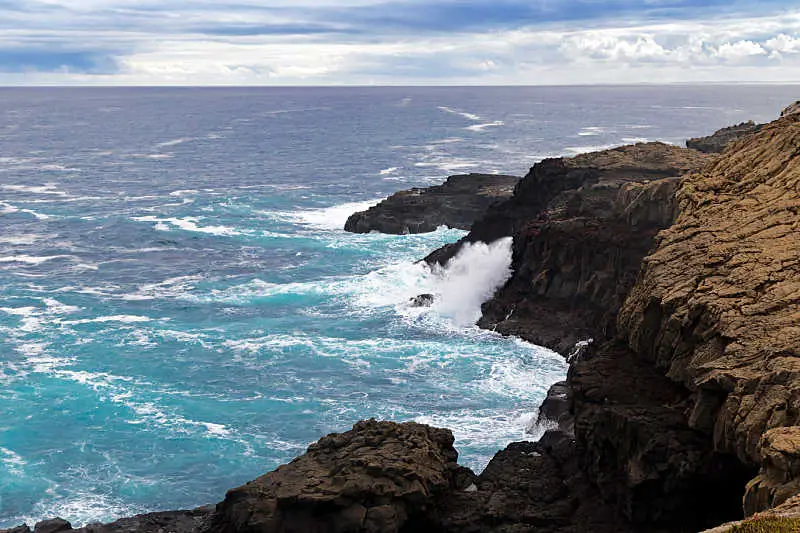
[6,103,799,533]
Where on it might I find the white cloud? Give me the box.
[715,40,767,61]
[2,6,800,84]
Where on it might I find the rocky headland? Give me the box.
[6,103,799,533]
[344,173,518,234]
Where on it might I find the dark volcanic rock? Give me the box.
[2,509,215,533]
[344,173,518,234]
[535,381,573,433]
[686,121,764,153]
[214,419,471,533]
[430,430,649,533]
[410,293,435,307]
[436,142,712,354]
[33,520,71,533]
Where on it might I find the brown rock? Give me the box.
[611,111,800,519]
[213,419,469,533]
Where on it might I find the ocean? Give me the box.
[0,85,797,528]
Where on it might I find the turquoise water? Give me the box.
[1,86,797,527]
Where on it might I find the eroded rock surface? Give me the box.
[427,142,711,354]
[213,419,472,533]
[686,121,764,153]
[344,173,518,234]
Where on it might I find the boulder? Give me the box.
[213,419,471,533]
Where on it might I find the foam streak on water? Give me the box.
[1,85,797,528]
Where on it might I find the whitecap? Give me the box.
[0,255,72,265]
[156,137,195,148]
[437,106,482,122]
[276,200,381,231]
[578,126,605,136]
[466,121,505,132]
[62,315,158,325]
[132,216,245,237]
[1,184,68,196]
[379,167,400,176]
[0,447,27,476]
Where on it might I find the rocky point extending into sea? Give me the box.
[6,100,799,533]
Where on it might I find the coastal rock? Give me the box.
[534,381,573,433]
[213,419,470,533]
[344,173,518,234]
[1,509,215,533]
[409,294,435,307]
[686,121,764,153]
[602,110,800,522]
[33,520,71,533]
[430,430,646,533]
[782,101,800,117]
[453,142,711,354]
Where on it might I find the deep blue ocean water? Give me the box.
[0,86,797,527]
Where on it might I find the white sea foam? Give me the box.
[0,255,72,265]
[2,184,68,196]
[278,200,380,231]
[0,447,27,476]
[133,216,244,237]
[62,315,157,325]
[379,167,400,175]
[437,106,482,122]
[466,121,505,132]
[156,137,195,147]
[621,137,650,143]
[578,126,605,136]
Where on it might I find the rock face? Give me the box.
[426,142,710,354]
[344,173,518,234]
[213,419,472,533]
[686,121,764,153]
[609,111,800,519]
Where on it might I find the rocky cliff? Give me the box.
[344,173,518,234]
[428,143,710,354]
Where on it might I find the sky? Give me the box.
[1,0,800,85]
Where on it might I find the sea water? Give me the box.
[0,86,797,527]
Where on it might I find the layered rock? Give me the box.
[541,108,800,530]
[686,121,764,154]
[427,142,710,354]
[344,173,518,234]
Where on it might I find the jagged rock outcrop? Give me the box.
[428,142,710,354]
[213,419,473,533]
[429,430,651,533]
[344,173,518,234]
[686,121,764,154]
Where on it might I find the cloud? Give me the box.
[0,0,799,84]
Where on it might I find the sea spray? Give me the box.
[429,238,513,327]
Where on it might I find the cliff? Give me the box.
[344,173,518,234]
[433,143,711,354]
